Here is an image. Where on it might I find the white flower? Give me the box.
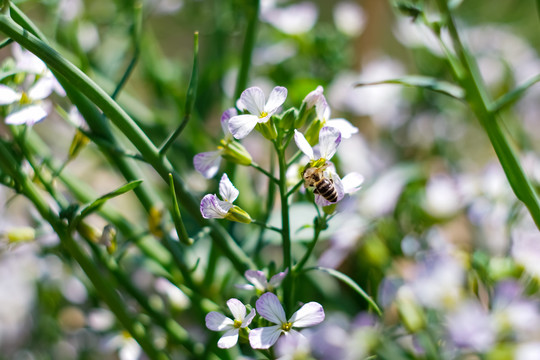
[200,173,239,219]
[205,298,256,349]
[294,126,341,162]
[0,84,51,126]
[261,2,318,35]
[236,269,288,292]
[193,108,236,178]
[249,292,325,349]
[228,86,287,139]
[315,97,358,139]
[302,85,324,110]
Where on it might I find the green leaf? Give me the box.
[491,74,540,113]
[355,75,464,100]
[78,180,143,220]
[169,173,193,246]
[310,266,382,316]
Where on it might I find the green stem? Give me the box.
[250,162,278,184]
[233,0,260,99]
[293,217,324,272]
[435,0,540,230]
[252,219,282,233]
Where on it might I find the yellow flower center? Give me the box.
[259,111,268,119]
[281,322,293,332]
[19,92,31,105]
[233,319,243,328]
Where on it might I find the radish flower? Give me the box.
[206,298,256,349]
[200,173,252,223]
[249,292,325,349]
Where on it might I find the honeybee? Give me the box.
[302,163,338,203]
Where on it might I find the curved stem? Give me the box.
[234,0,260,100]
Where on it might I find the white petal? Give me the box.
[294,130,314,160]
[28,77,54,100]
[242,308,257,327]
[200,194,229,219]
[264,86,287,113]
[249,325,282,349]
[315,97,331,122]
[193,151,222,179]
[0,85,20,105]
[302,85,324,109]
[221,108,237,135]
[217,328,239,349]
[205,311,234,331]
[289,302,325,328]
[240,87,266,115]
[217,199,234,212]
[256,292,287,324]
[51,76,66,96]
[326,118,358,138]
[12,43,47,74]
[245,270,268,291]
[342,172,364,194]
[235,283,256,291]
[226,298,246,321]
[219,173,239,203]
[6,105,48,125]
[318,127,341,160]
[228,114,259,139]
[269,269,288,288]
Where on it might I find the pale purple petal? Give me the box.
[245,270,269,291]
[228,114,259,139]
[269,269,288,288]
[226,298,246,321]
[242,308,256,327]
[205,311,234,331]
[240,87,266,115]
[249,325,282,349]
[200,194,229,219]
[315,97,331,122]
[193,151,222,179]
[235,283,256,291]
[326,118,358,138]
[217,328,239,349]
[12,43,47,74]
[342,172,364,194]
[217,199,234,212]
[6,105,48,125]
[256,292,287,324]
[51,76,66,96]
[219,173,239,203]
[264,86,287,114]
[289,302,325,328]
[294,130,314,160]
[28,77,55,100]
[303,86,324,109]
[221,108,237,135]
[0,85,20,105]
[318,127,341,160]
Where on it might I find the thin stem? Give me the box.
[286,150,303,168]
[293,216,325,273]
[112,51,139,100]
[252,219,281,233]
[234,0,260,99]
[434,0,540,230]
[250,162,278,184]
[286,179,303,198]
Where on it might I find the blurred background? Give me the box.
[1,0,540,359]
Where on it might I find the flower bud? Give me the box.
[148,205,165,238]
[7,226,35,243]
[277,108,297,130]
[255,119,278,140]
[304,119,324,146]
[396,288,425,332]
[220,140,252,166]
[224,205,252,224]
[68,129,90,160]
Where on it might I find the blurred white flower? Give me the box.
[58,0,84,22]
[423,174,463,218]
[105,332,142,360]
[261,1,318,35]
[333,2,366,37]
[512,230,540,279]
[253,40,297,66]
[236,269,288,293]
[516,342,540,360]
[446,300,495,352]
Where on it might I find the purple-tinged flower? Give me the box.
[236,269,288,293]
[205,298,256,349]
[294,126,341,162]
[200,173,252,223]
[228,86,287,139]
[302,85,324,110]
[275,332,312,360]
[315,97,358,139]
[446,301,495,352]
[249,292,324,349]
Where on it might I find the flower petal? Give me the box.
[6,105,48,126]
[269,269,288,288]
[256,292,287,324]
[226,298,246,321]
[219,173,239,203]
[318,126,341,160]
[28,76,55,100]
[0,85,20,105]
[205,311,234,331]
[289,302,325,328]
[342,172,364,194]
[249,325,282,349]
[240,87,266,115]
[242,308,257,327]
[294,130,314,160]
[193,151,222,179]
[228,114,259,139]
[245,270,269,291]
[302,86,324,110]
[264,86,287,113]
[221,108,237,135]
[315,97,331,122]
[200,194,229,219]
[217,328,239,349]
[326,118,358,138]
